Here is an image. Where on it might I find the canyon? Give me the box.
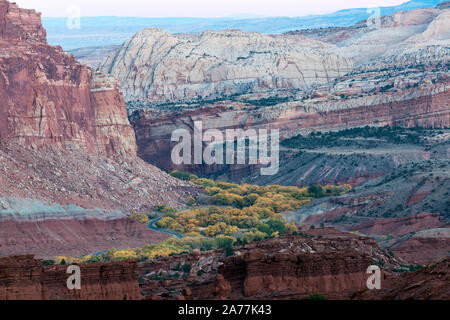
[0,1,135,157]
[0,0,448,301]
[95,3,450,269]
[139,230,402,300]
[98,5,450,180]
[1,231,448,300]
[0,0,197,259]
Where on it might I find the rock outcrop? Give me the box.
[2,243,447,301]
[391,229,450,265]
[0,0,135,158]
[90,73,137,157]
[355,258,450,300]
[0,0,199,259]
[0,255,141,300]
[100,29,353,103]
[139,231,401,300]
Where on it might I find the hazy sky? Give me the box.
[14,0,408,18]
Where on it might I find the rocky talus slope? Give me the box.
[100,29,353,104]
[0,0,198,258]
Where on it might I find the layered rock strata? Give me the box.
[0,0,135,158]
[0,0,198,258]
[0,255,141,300]
[100,29,354,103]
[139,231,401,300]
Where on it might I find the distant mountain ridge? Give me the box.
[44,0,446,50]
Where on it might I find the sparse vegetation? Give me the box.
[282,126,443,150]
[57,178,350,264]
[169,171,198,181]
[130,212,150,225]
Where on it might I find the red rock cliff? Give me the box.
[0,255,141,300]
[0,0,136,157]
[0,1,46,42]
[139,232,401,300]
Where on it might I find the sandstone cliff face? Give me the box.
[41,259,141,300]
[139,232,401,300]
[100,29,353,103]
[0,255,42,300]
[90,73,137,156]
[0,0,135,158]
[0,255,141,300]
[0,1,46,42]
[0,0,198,259]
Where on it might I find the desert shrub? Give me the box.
[308,185,324,197]
[267,219,287,235]
[185,196,196,206]
[182,264,192,273]
[215,236,235,249]
[170,171,197,181]
[130,212,150,225]
[193,178,216,188]
[43,260,55,266]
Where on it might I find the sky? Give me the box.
[14,0,409,18]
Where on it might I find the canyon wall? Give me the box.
[120,6,449,177]
[100,29,353,104]
[0,0,198,259]
[0,255,141,300]
[131,87,449,174]
[139,232,401,300]
[0,1,46,42]
[0,0,135,158]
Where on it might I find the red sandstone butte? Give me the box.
[0,0,136,158]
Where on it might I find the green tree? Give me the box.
[267,219,287,235]
[308,185,324,197]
